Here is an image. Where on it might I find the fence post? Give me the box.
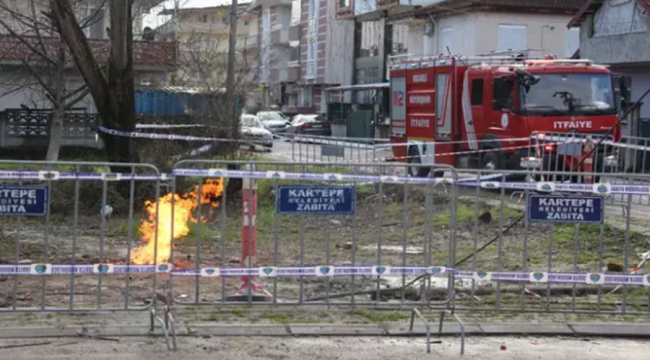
[238,164,267,297]
[583,139,595,183]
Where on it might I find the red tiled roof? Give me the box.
[568,0,650,28]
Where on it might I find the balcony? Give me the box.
[336,0,354,19]
[271,27,290,45]
[0,35,177,69]
[287,61,301,82]
[289,23,301,42]
[353,0,435,21]
[378,0,438,8]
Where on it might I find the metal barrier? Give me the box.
[169,160,458,308]
[288,135,397,174]
[450,168,650,316]
[0,160,169,313]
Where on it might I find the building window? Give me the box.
[392,24,408,54]
[305,0,318,79]
[439,27,452,54]
[339,0,351,8]
[300,87,313,107]
[88,8,105,39]
[565,28,580,57]
[497,24,527,52]
[261,8,271,82]
[199,14,208,23]
[76,5,106,39]
[471,79,484,106]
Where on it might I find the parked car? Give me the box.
[284,114,332,138]
[240,114,273,148]
[256,111,290,136]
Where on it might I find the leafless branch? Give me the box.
[64,87,90,109]
[62,83,88,101]
[21,60,56,97]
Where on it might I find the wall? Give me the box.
[404,11,574,57]
[475,12,573,56]
[0,72,48,112]
[611,65,650,119]
[580,1,650,65]
[324,0,354,88]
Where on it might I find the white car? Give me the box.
[256,111,290,136]
[241,114,273,148]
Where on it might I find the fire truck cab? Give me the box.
[389,53,623,177]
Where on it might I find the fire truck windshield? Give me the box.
[520,73,615,116]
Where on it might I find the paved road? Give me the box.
[269,139,391,164]
[1,336,647,360]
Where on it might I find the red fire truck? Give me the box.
[388,53,626,177]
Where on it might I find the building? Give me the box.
[0,0,176,113]
[568,0,650,120]
[250,0,354,115]
[331,0,585,138]
[155,3,258,90]
[0,0,176,149]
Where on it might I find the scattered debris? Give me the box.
[478,211,492,224]
[0,341,52,350]
[77,327,119,342]
[55,341,79,347]
[330,219,342,225]
[607,261,624,272]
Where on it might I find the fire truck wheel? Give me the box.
[481,151,501,172]
[407,146,431,178]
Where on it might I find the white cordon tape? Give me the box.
[0,264,172,275]
[99,126,268,145]
[172,168,650,195]
[0,170,166,181]
[5,263,650,287]
[2,168,648,195]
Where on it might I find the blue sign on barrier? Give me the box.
[0,186,48,216]
[276,186,355,215]
[527,195,604,224]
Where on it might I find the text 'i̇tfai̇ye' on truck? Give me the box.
[388,51,628,181]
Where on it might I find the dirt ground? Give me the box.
[0,336,648,360]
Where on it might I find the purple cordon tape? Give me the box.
[2,264,649,287]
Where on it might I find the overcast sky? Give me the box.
[143,0,251,28]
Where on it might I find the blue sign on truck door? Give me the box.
[527,195,604,224]
[276,186,355,215]
[0,186,48,216]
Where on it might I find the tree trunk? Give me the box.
[46,107,63,161]
[45,39,66,162]
[49,0,139,168]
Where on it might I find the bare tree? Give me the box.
[0,0,98,160]
[160,5,261,136]
[47,0,139,165]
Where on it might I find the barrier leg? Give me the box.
[232,166,272,301]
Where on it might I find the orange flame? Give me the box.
[130,178,223,265]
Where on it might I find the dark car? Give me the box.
[284,114,331,139]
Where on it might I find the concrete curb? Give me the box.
[0,322,648,339]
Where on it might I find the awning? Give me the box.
[325,83,390,92]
